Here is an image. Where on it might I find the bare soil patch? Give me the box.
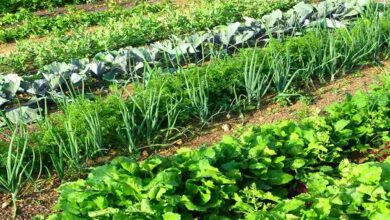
[0,42,16,56]
[0,176,61,220]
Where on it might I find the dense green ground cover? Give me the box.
[0,3,159,43]
[49,75,390,219]
[0,0,95,14]
[0,0,301,73]
[251,159,390,219]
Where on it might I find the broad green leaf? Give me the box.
[163,212,181,220]
[306,173,329,195]
[141,156,163,173]
[267,170,294,185]
[333,119,350,132]
[313,198,331,216]
[93,196,106,210]
[5,106,42,124]
[291,159,306,169]
[181,195,207,211]
[88,208,119,218]
[278,199,305,212]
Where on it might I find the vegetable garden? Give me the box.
[0,0,389,219]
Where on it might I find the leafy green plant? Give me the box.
[250,158,390,219]
[48,75,390,219]
[0,2,164,43]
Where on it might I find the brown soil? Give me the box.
[0,60,388,219]
[0,176,61,220]
[0,34,49,56]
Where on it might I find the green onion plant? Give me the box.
[0,125,34,219]
[244,51,272,108]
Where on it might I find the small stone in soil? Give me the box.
[221,124,231,132]
[2,201,10,209]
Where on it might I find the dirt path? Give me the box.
[0,59,389,219]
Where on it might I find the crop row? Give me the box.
[0,0,96,14]
[48,74,390,219]
[0,0,260,44]
[1,5,389,181]
[0,0,300,73]
[0,2,165,43]
[0,0,379,124]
